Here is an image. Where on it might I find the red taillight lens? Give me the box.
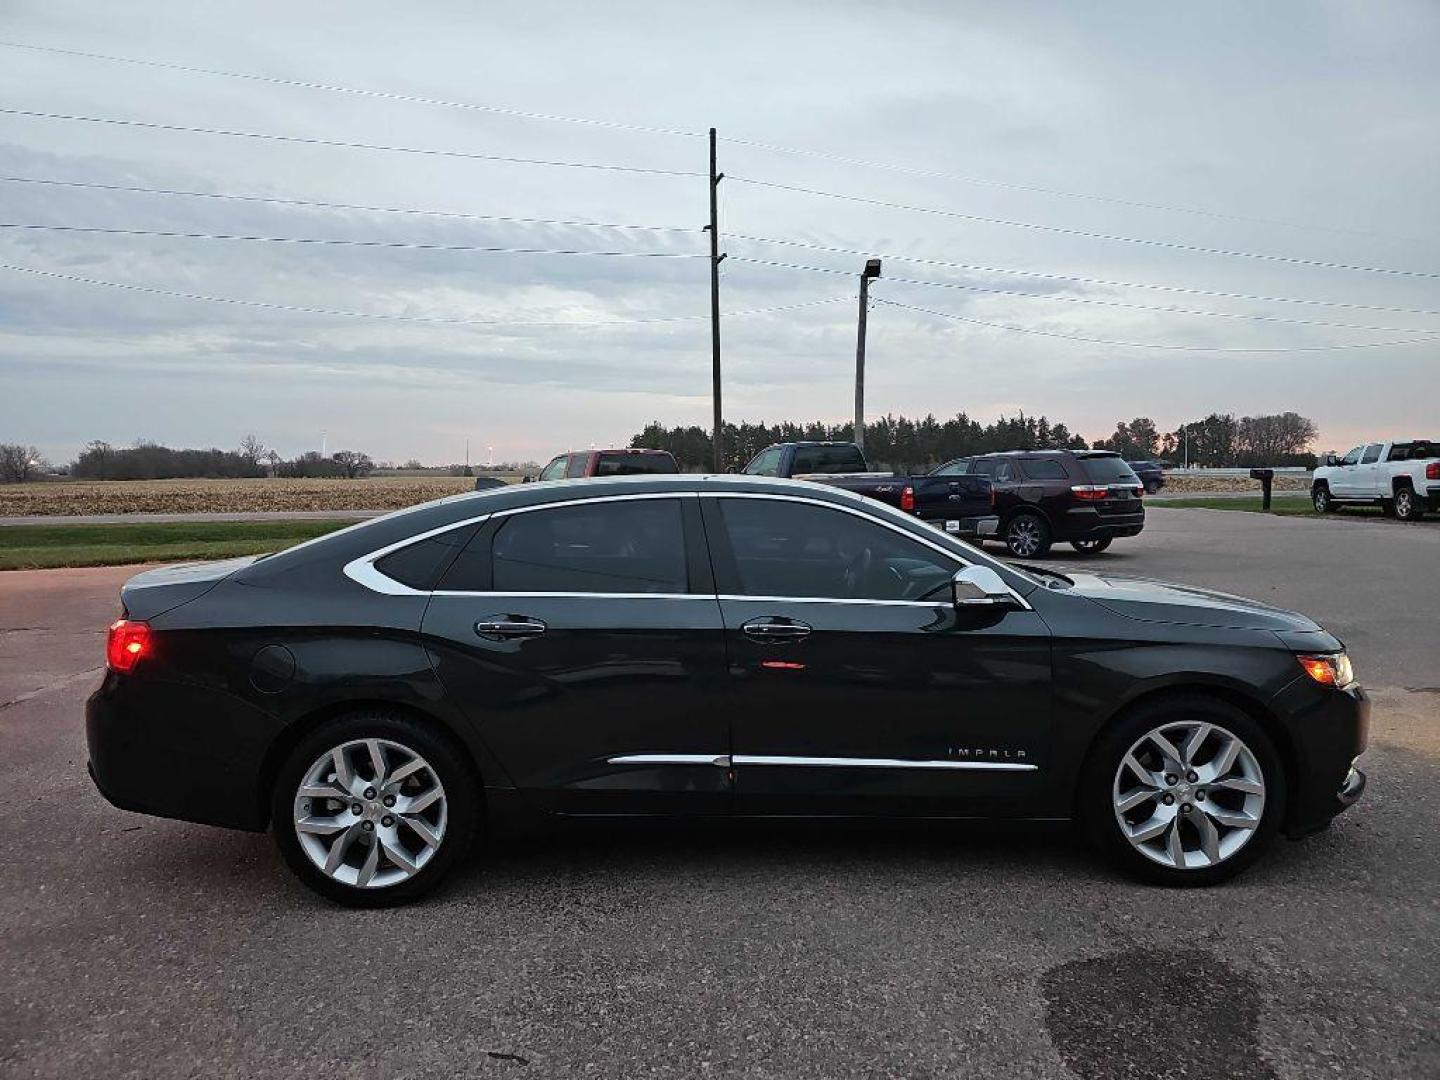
[1427,462,1440,480]
[900,485,915,512]
[106,619,151,673]
[1071,485,1108,501]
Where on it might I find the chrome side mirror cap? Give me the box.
[952,565,1021,608]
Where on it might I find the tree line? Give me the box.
[631,410,1318,472]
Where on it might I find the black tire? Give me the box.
[271,709,480,907]
[1311,484,1333,514]
[1080,694,1285,887]
[1004,512,1052,559]
[1393,485,1424,522]
[1070,538,1113,555]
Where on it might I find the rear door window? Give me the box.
[1020,458,1069,481]
[564,454,589,478]
[1078,456,1140,484]
[1361,444,1383,464]
[790,445,867,473]
[489,499,688,594]
[969,458,997,477]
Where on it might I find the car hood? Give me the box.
[1059,571,1323,633]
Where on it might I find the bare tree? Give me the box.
[331,450,375,479]
[0,443,44,483]
[238,434,268,470]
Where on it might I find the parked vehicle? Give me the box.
[1126,460,1166,495]
[1312,439,1439,521]
[743,440,998,539]
[534,448,679,481]
[86,474,1368,904]
[930,450,1145,558]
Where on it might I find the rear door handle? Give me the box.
[741,618,812,641]
[475,617,547,640]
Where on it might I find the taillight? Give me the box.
[1071,485,1109,501]
[1427,462,1440,480]
[106,619,151,673]
[900,485,915,512]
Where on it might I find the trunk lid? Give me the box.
[120,556,260,620]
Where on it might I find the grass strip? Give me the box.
[0,519,355,570]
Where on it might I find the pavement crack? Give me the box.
[485,1051,530,1066]
[0,665,104,712]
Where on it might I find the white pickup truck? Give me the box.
[1312,439,1440,521]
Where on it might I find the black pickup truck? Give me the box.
[741,441,998,539]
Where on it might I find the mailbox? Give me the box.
[1249,468,1275,510]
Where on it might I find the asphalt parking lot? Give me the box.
[2,507,1437,1079]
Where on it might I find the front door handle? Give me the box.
[741,618,812,642]
[475,617,547,640]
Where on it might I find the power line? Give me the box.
[722,253,1438,334]
[0,108,704,177]
[716,135,1398,242]
[0,175,698,234]
[0,40,707,139]
[726,232,1440,318]
[0,260,849,326]
[0,39,1386,241]
[729,176,1440,280]
[872,297,1440,353]
[0,222,705,258]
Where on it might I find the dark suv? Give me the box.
[930,450,1145,558]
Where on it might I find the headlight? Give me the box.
[1297,652,1354,688]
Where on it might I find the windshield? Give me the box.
[1078,455,1141,484]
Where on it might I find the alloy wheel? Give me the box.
[1395,489,1415,520]
[292,738,448,889]
[1008,518,1043,557]
[1112,720,1265,870]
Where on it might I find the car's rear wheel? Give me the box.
[1004,513,1052,558]
[272,711,479,906]
[1312,484,1333,513]
[1082,695,1285,886]
[1393,486,1423,522]
[1070,538,1112,555]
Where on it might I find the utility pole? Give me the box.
[853,259,882,454]
[707,127,726,472]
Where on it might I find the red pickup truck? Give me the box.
[533,448,679,481]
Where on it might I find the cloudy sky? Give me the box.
[2,0,1437,465]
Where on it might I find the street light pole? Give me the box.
[854,258,882,454]
[707,128,726,472]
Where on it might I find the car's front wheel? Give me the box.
[1312,484,1333,513]
[272,711,479,906]
[1082,696,1285,886]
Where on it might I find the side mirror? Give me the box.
[951,565,1021,608]
[1323,454,1338,467]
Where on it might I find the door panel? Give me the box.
[702,495,1053,816]
[421,496,731,815]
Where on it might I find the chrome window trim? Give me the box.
[717,594,950,609]
[608,753,731,767]
[343,513,495,597]
[437,590,712,600]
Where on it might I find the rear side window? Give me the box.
[491,499,687,594]
[1361,444,1382,464]
[594,452,676,476]
[564,454,589,478]
[1020,459,1069,481]
[1078,456,1140,484]
[969,458,997,477]
[791,445,866,473]
[374,525,477,590]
